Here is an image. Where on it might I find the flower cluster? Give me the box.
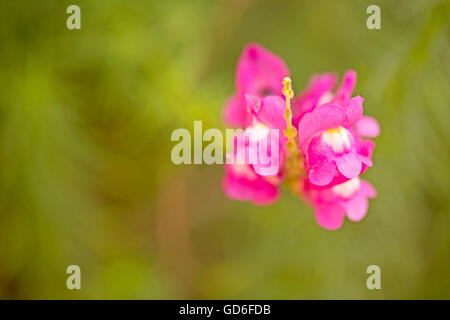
[222,43,380,230]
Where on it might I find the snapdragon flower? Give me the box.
[223,43,290,127]
[221,44,379,230]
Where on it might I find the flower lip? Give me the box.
[298,95,363,151]
[321,126,351,154]
[332,177,361,198]
[298,103,347,150]
[247,122,270,141]
[230,163,258,180]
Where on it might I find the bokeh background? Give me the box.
[0,0,449,299]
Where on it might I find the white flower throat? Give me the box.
[332,177,361,198]
[322,126,351,153]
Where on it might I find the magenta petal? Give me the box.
[308,158,336,186]
[356,116,380,138]
[298,103,346,149]
[255,95,287,129]
[245,94,262,114]
[236,43,289,96]
[309,73,338,93]
[223,95,248,127]
[292,73,338,124]
[314,204,346,230]
[361,180,377,198]
[222,165,279,205]
[335,152,362,179]
[358,155,373,167]
[344,196,368,222]
[356,139,375,166]
[223,43,289,128]
[333,70,357,104]
[344,95,363,126]
[252,184,280,205]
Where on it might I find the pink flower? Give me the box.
[297,71,379,187]
[245,94,288,174]
[221,44,380,230]
[302,177,377,230]
[222,95,287,204]
[292,72,338,127]
[223,43,290,128]
[293,70,358,125]
[246,94,287,133]
[222,163,280,205]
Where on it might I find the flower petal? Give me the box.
[236,43,289,97]
[356,139,375,167]
[255,95,287,129]
[222,164,280,205]
[361,180,377,198]
[343,195,369,222]
[292,72,338,125]
[314,204,346,230]
[308,158,336,186]
[344,95,363,126]
[298,103,346,150]
[335,152,362,179]
[333,70,356,104]
[222,95,249,127]
[356,116,380,138]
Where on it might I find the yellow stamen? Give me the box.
[281,77,305,195]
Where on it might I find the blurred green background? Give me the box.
[0,0,449,299]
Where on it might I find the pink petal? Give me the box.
[335,152,362,179]
[314,204,346,230]
[236,43,289,97]
[292,73,338,124]
[222,95,249,127]
[343,195,369,222]
[297,103,346,150]
[356,116,380,138]
[309,73,338,93]
[356,139,375,167]
[255,95,287,129]
[245,94,262,113]
[308,158,336,186]
[344,95,363,126]
[222,165,279,205]
[333,70,357,104]
[358,155,373,167]
[252,184,281,205]
[360,180,377,198]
